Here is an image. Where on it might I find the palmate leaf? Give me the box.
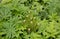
[3,22,16,38]
[0,7,11,21]
[24,32,43,39]
[1,16,23,39]
[24,34,30,39]
[45,0,60,14]
[30,32,42,39]
[38,19,48,33]
[48,13,59,21]
[2,22,16,38]
[31,2,43,12]
[45,21,59,38]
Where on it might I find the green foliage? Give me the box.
[0,0,60,39]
